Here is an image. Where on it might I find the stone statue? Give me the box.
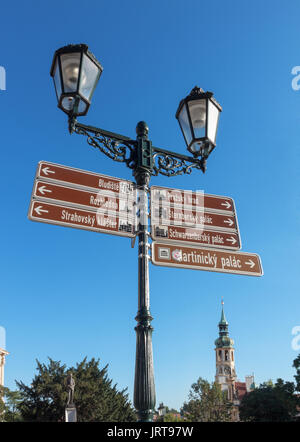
[66,373,75,407]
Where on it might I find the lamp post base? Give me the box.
[137,409,155,422]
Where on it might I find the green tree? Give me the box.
[155,403,183,422]
[163,412,185,422]
[0,386,23,422]
[293,354,300,392]
[239,379,299,422]
[181,377,233,422]
[16,357,136,422]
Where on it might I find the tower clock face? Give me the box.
[224,366,231,375]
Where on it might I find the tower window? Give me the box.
[218,350,222,360]
[225,350,229,361]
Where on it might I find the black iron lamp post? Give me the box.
[50,44,222,422]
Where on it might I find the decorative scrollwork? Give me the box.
[69,118,206,176]
[72,123,136,169]
[152,151,204,177]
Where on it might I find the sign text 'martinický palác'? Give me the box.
[152,242,263,276]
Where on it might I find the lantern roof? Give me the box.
[50,44,103,77]
[175,85,222,120]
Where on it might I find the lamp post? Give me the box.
[50,44,222,422]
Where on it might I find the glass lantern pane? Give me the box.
[77,99,87,114]
[53,58,62,101]
[207,100,220,144]
[61,96,87,115]
[178,103,192,146]
[60,52,81,93]
[189,141,204,154]
[188,99,206,139]
[79,53,101,101]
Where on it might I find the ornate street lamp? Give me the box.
[50,44,222,422]
[176,86,222,167]
[50,44,103,116]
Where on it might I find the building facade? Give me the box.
[0,347,9,388]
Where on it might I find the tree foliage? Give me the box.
[0,386,23,421]
[16,357,136,422]
[239,378,300,422]
[181,377,233,422]
[163,412,185,422]
[293,354,300,392]
[155,403,183,422]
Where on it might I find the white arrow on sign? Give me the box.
[223,218,234,227]
[226,236,237,245]
[34,206,49,215]
[245,260,255,269]
[221,201,231,209]
[42,167,55,176]
[38,185,52,195]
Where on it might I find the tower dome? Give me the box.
[214,300,234,348]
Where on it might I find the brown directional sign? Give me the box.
[33,180,135,217]
[28,161,137,238]
[28,200,135,238]
[152,242,263,276]
[152,225,241,250]
[37,161,136,198]
[151,185,235,213]
[150,185,241,251]
[152,205,238,232]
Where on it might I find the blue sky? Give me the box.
[0,0,299,411]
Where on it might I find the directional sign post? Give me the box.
[152,225,241,250]
[29,200,135,237]
[152,205,238,231]
[150,187,261,277]
[152,242,263,277]
[150,185,241,250]
[41,73,262,421]
[151,185,235,213]
[28,161,136,239]
[37,161,136,197]
[33,180,135,217]
[28,156,263,422]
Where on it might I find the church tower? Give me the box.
[215,300,236,401]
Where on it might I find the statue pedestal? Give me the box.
[65,406,77,422]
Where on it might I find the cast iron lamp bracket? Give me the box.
[68,116,207,175]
